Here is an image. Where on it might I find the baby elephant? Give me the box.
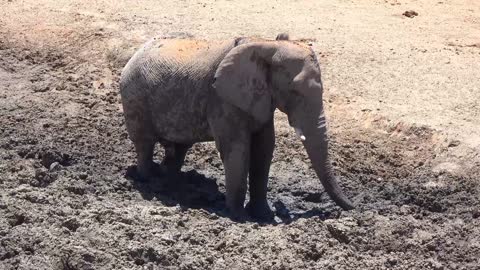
[120,33,354,220]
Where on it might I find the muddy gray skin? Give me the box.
[119,33,354,220]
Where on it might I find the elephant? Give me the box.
[119,33,355,220]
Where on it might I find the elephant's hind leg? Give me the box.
[123,99,157,181]
[160,142,192,174]
[133,139,156,181]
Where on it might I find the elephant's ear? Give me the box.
[213,43,275,124]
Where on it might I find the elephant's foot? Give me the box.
[226,196,249,222]
[246,200,274,221]
[227,206,248,222]
[133,139,157,181]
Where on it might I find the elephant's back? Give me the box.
[152,39,216,61]
[142,38,233,85]
[121,38,234,90]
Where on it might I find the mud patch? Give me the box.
[1,35,479,270]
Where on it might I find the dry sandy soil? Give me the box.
[1,0,479,269]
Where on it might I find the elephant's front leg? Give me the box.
[210,110,251,220]
[246,119,275,220]
[216,136,251,220]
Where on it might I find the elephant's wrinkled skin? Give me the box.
[120,34,354,220]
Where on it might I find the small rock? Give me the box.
[41,150,63,168]
[33,85,50,93]
[7,212,27,227]
[49,162,61,171]
[403,10,418,18]
[472,209,480,219]
[17,147,35,158]
[209,212,219,220]
[214,240,226,251]
[66,185,86,195]
[78,172,88,180]
[447,140,460,147]
[63,218,80,232]
[400,205,412,215]
[304,243,324,261]
[274,216,282,223]
[386,257,398,266]
[128,246,162,265]
[427,258,444,270]
[325,217,357,244]
[34,169,57,187]
[432,162,460,175]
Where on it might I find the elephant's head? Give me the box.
[213,37,355,210]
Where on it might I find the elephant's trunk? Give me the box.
[294,110,355,210]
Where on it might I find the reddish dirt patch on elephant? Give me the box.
[159,39,212,59]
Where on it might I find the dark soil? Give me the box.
[1,34,479,270]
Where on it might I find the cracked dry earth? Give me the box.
[1,0,480,269]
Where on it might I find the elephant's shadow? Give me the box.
[126,165,228,216]
[126,165,337,224]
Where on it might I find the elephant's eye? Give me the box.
[290,83,306,97]
[284,90,302,110]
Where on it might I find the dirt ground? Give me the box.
[0,0,479,269]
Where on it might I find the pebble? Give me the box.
[49,162,60,171]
